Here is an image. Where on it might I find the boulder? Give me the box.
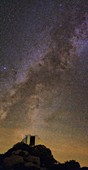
[3,154,24,167]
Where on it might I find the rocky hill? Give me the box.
[0,142,88,170]
[0,142,56,170]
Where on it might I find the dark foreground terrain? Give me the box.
[0,142,88,170]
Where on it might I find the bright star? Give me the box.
[3,66,7,70]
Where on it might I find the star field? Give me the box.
[0,0,88,167]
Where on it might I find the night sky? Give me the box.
[0,0,88,167]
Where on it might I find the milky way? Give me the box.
[0,0,88,166]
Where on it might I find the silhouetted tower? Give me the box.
[22,135,35,146]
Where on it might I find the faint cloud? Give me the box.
[0,108,7,120]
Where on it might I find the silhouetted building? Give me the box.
[22,135,35,146]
